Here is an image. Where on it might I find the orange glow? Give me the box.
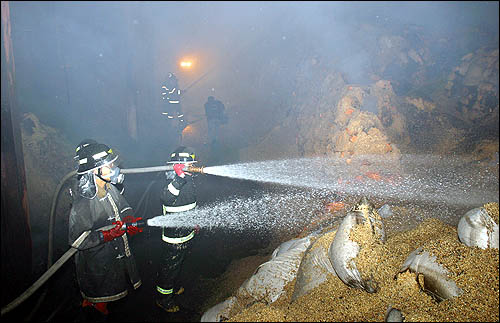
[365,172,382,181]
[182,124,194,135]
[325,201,346,213]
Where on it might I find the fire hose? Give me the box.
[1,221,148,316]
[1,230,90,316]
[121,165,205,174]
[1,164,204,317]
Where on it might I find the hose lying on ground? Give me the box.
[1,220,150,317]
[1,230,90,316]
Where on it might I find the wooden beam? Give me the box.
[1,0,33,308]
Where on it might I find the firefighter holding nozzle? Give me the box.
[155,146,200,313]
[69,142,144,319]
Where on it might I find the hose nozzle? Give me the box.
[186,165,205,174]
[121,220,147,230]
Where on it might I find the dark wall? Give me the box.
[1,1,32,308]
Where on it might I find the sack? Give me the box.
[292,230,337,301]
[200,296,237,322]
[236,236,313,303]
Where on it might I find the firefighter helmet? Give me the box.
[77,143,119,175]
[168,146,196,164]
[74,139,98,160]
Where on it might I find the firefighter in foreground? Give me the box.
[69,142,144,318]
[155,146,200,313]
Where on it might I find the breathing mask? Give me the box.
[107,166,125,184]
[98,164,125,185]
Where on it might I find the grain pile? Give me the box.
[350,208,385,292]
[310,229,337,256]
[227,203,499,322]
[484,202,499,224]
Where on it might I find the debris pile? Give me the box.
[202,202,499,322]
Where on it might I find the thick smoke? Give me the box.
[10,2,498,159]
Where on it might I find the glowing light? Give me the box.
[180,61,193,68]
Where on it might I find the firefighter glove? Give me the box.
[173,163,186,177]
[123,216,144,236]
[101,221,125,242]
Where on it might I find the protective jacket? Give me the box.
[163,88,181,104]
[162,76,181,105]
[160,171,197,240]
[69,182,141,303]
[161,84,182,118]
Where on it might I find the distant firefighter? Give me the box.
[204,96,227,147]
[161,72,185,144]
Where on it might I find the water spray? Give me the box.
[200,154,498,207]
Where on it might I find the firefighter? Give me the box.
[161,72,186,144]
[156,146,200,313]
[69,142,143,319]
[204,96,226,147]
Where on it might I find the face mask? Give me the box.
[108,166,125,185]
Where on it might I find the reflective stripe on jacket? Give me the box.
[160,171,197,243]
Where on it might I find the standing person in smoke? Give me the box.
[155,146,200,313]
[204,96,227,148]
[161,72,186,145]
[69,142,144,320]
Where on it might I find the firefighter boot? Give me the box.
[81,299,109,322]
[156,294,180,313]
